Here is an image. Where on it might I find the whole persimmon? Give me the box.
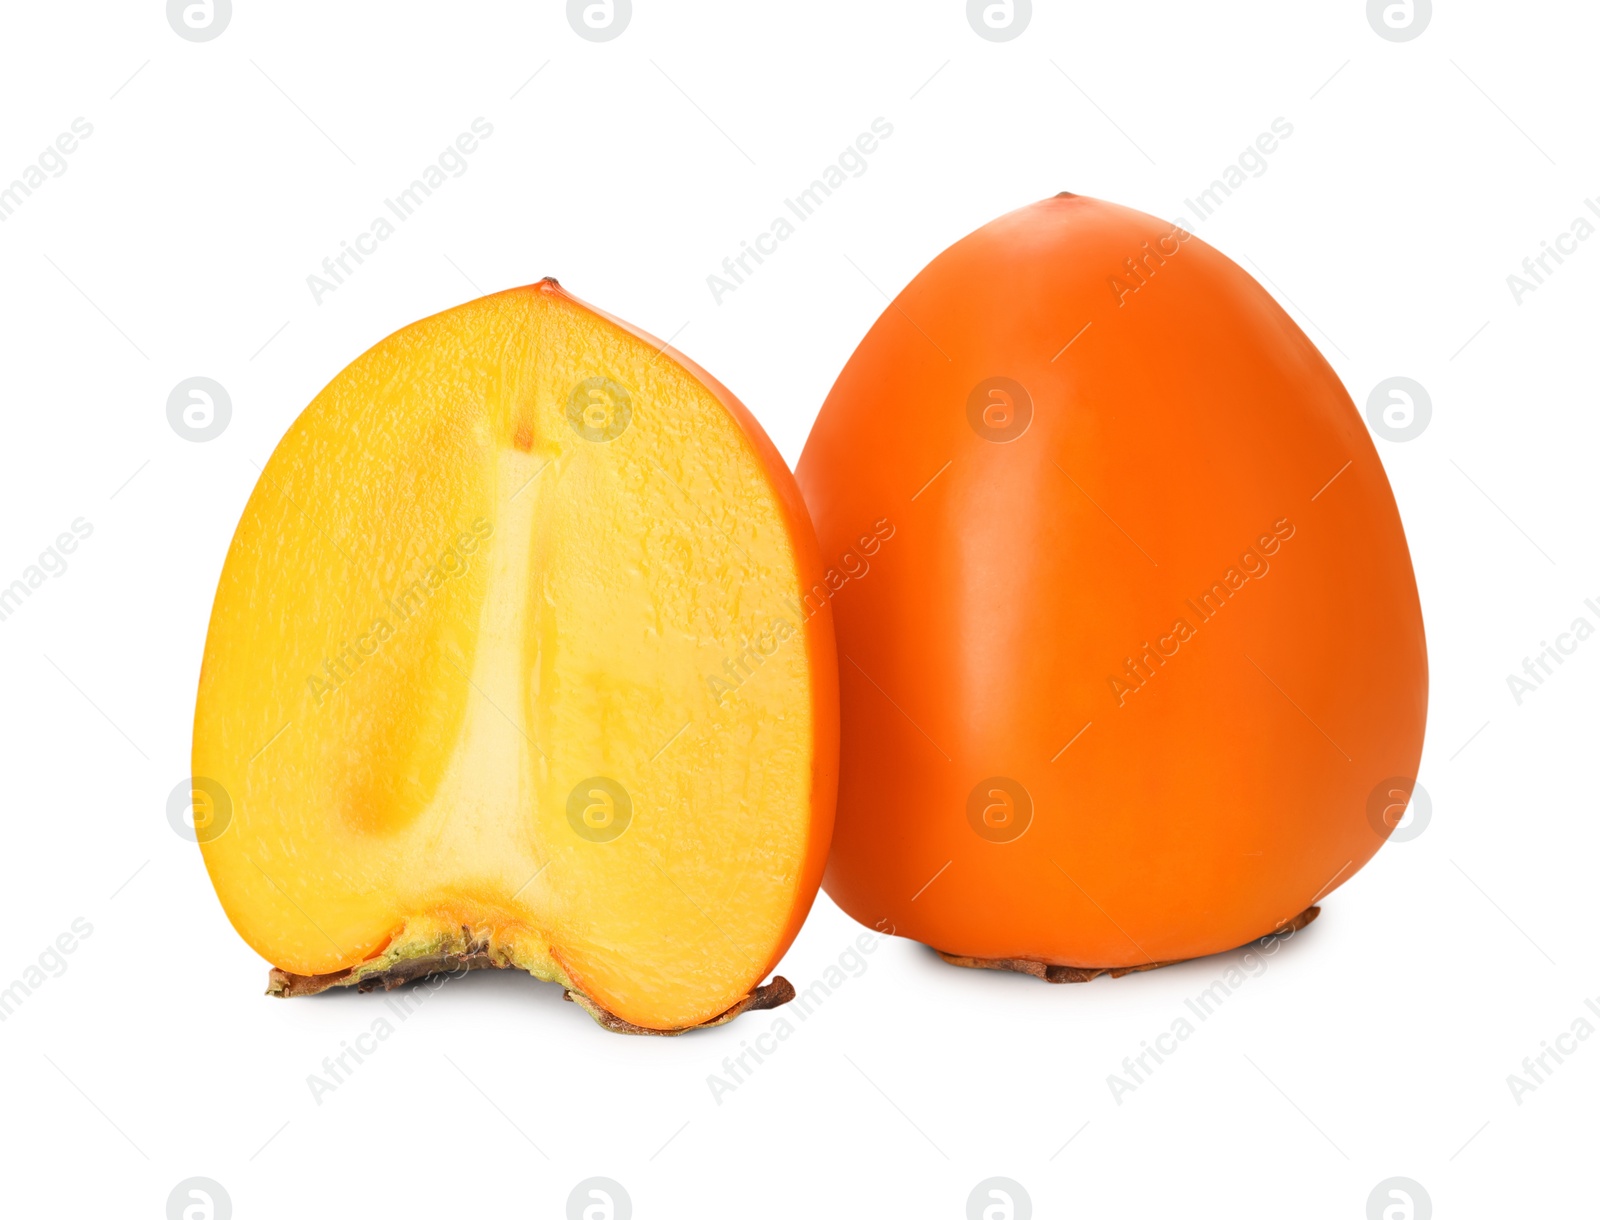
[797,194,1426,976]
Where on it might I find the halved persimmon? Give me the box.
[797,195,1426,974]
[193,281,837,1032]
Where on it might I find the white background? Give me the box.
[0,2,1594,1217]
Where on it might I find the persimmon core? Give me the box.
[195,283,819,1030]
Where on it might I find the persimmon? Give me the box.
[192,280,837,1032]
[797,195,1426,974]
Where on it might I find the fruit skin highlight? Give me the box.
[193,279,837,1033]
[797,194,1427,973]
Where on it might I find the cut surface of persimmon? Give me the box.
[797,195,1427,974]
[193,280,837,1033]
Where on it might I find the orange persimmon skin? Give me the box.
[797,195,1427,966]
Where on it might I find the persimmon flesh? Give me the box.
[193,281,837,1032]
[797,195,1427,970]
